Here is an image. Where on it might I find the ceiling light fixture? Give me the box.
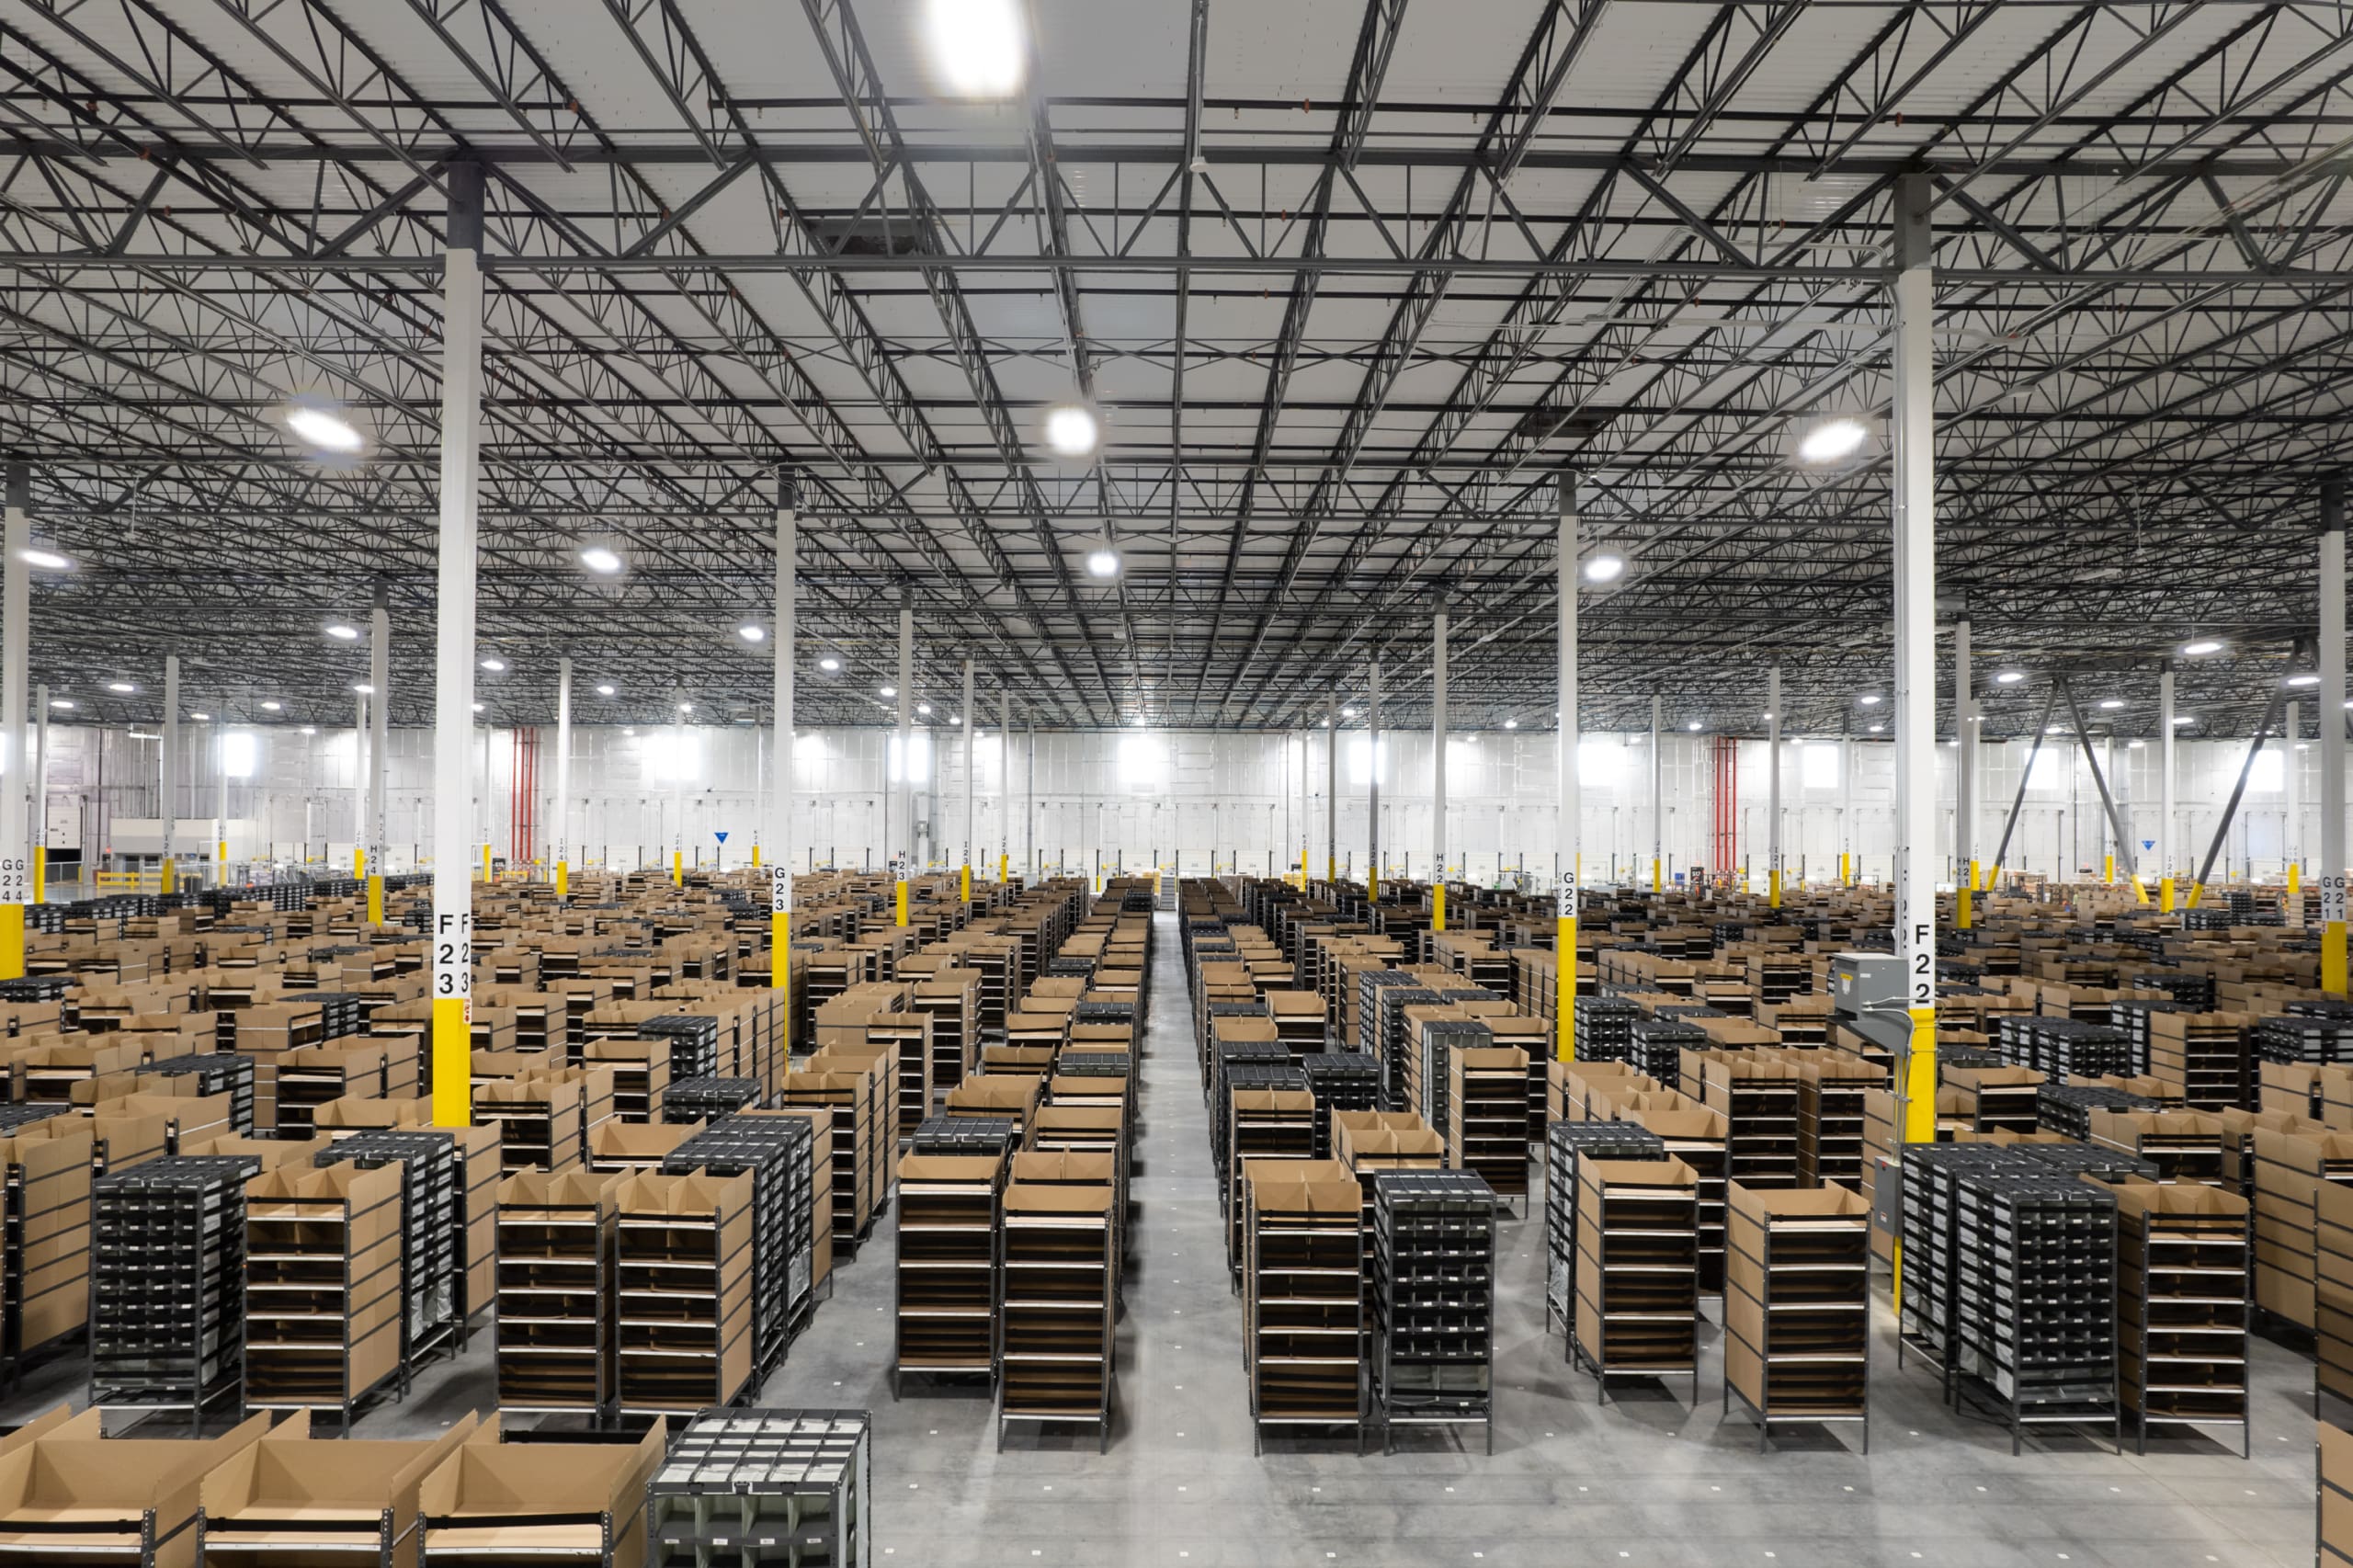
[1859,694,1881,706]
[47,699,72,710]
[917,702,933,716]
[676,703,694,714]
[260,700,281,711]
[1688,720,1701,732]
[188,711,210,722]
[1086,547,1120,579]
[18,549,69,571]
[353,684,373,695]
[922,0,1026,97]
[2173,715,2197,725]
[325,624,358,642]
[1583,551,1625,584]
[480,657,506,672]
[596,684,616,697]
[2098,699,2125,710]
[880,685,896,699]
[737,624,766,642]
[1503,718,1518,730]
[1868,722,1884,733]
[1995,670,2026,685]
[2182,639,2223,656]
[472,702,484,713]
[2289,673,2320,687]
[579,545,622,574]
[300,725,316,735]
[1795,415,1870,465]
[1043,403,1099,459]
[283,403,365,455]
[818,656,841,673]
[107,681,133,694]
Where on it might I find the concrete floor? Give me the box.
[2,908,2319,1565]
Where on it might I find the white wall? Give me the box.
[27,720,2347,888]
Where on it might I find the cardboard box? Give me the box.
[418,1425,665,1568]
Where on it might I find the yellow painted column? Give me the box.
[751,843,761,868]
[431,996,470,1126]
[1651,856,1661,893]
[367,872,384,926]
[1956,885,1972,930]
[161,858,176,894]
[1432,883,1446,932]
[354,846,365,877]
[772,909,790,995]
[1970,858,1982,892]
[895,875,909,926]
[2327,918,2348,994]
[2103,852,2114,884]
[554,859,568,898]
[2290,862,2302,898]
[961,863,972,903]
[1368,865,1379,901]
[2159,876,2176,912]
[0,903,22,983]
[671,848,682,887]
[1768,868,1781,908]
[482,843,492,881]
[1838,852,1850,887]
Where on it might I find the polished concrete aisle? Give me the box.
[0,909,2316,1565]
[755,912,2316,1567]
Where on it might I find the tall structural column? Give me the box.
[671,699,687,886]
[1298,726,1310,886]
[771,475,794,995]
[960,659,974,906]
[996,688,1010,885]
[1892,169,1939,1148]
[0,465,27,976]
[213,716,228,887]
[2160,665,2178,910]
[552,656,573,898]
[2288,699,2303,911]
[31,682,46,905]
[895,599,913,926]
[1767,665,1783,908]
[368,599,389,922]
[161,654,178,895]
[1557,478,1579,1062]
[1368,662,1383,899]
[1956,618,1975,926]
[2323,481,2347,991]
[354,693,369,877]
[1650,695,1663,893]
[1431,605,1448,928]
[430,163,485,1128]
[1325,693,1338,881]
[1026,717,1036,877]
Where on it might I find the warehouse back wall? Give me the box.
[25,722,2338,889]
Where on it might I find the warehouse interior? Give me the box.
[0,0,2346,1563]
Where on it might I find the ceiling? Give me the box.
[2,0,2349,740]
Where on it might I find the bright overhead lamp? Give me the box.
[818,656,841,673]
[1995,670,2026,685]
[1043,403,1100,459]
[2128,738,2145,748]
[472,702,484,713]
[917,701,933,716]
[106,681,133,694]
[1859,694,1881,706]
[1086,548,1120,579]
[188,711,210,722]
[2181,639,2223,656]
[299,725,316,735]
[480,657,506,672]
[18,549,70,571]
[2098,698,2125,710]
[1131,713,1147,726]
[1687,720,1702,732]
[353,683,374,695]
[596,683,616,697]
[260,700,281,711]
[737,624,766,643]
[282,403,365,455]
[579,546,622,574]
[676,702,694,714]
[324,624,358,642]
[880,685,896,699]
[922,0,1026,97]
[2288,673,2320,687]
[1795,415,1870,465]
[1583,551,1625,584]
[2172,714,2197,725]
[48,699,72,710]
[1868,722,1884,733]
[1502,718,1518,730]
[1761,711,1773,722]
[1341,707,1358,720]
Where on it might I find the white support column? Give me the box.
[161,654,178,895]
[1368,660,1382,899]
[1768,665,1783,908]
[31,681,47,905]
[1892,169,1939,1147]
[1325,692,1338,881]
[771,475,795,996]
[430,164,485,1128]
[2324,481,2347,989]
[0,465,28,973]
[2160,665,2178,910]
[996,687,1010,886]
[354,692,368,877]
[213,715,228,888]
[960,658,975,905]
[1843,734,1857,886]
[1431,606,1448,928]
[1026,716,1036,877]
[1956,617,1976,925]
[368,601,389,919]
[895,601,913,924]
[1649,694,1663,893]
[1557,478,1580,1062]
[553,656,573,897]
[2289,699,2303,913]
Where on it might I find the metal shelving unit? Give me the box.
[1369,1170,1495,1452]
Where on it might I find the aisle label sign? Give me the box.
[2324,872,2348,925]
[769,864,790,914]
[1555,868,1577,921]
